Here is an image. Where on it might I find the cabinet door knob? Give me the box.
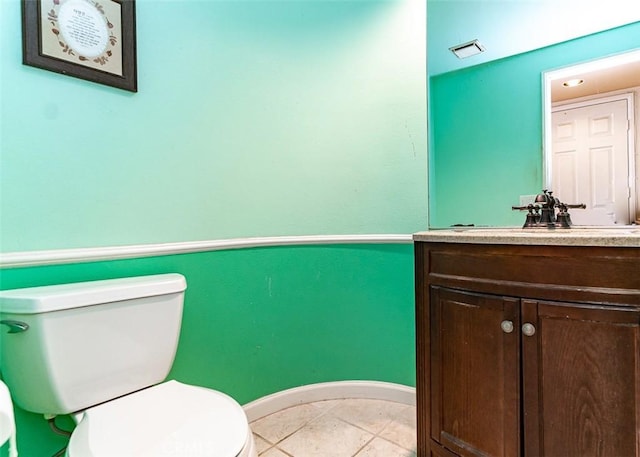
[522,322,536,337]
[500,320,514,333]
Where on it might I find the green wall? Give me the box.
[0,0,426,455]
[0,0,427,252]
[428,22,640,228]
[0,243,415,456]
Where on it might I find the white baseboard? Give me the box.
[242,380,416,422]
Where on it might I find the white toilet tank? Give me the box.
[0,274,187,416]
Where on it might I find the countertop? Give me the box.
[413,226,640,247]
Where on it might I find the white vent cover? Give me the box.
[450,40,486,59]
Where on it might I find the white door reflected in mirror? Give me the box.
[543,49,640,225]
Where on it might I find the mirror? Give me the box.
[543,49,640,225]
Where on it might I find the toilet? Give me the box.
[0,274,257,457]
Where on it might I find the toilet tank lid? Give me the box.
[0,274,187,314]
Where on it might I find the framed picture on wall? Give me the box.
[21,0,137,92]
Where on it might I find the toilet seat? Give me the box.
[67,380,252,457]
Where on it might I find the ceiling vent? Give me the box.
[450,40,486,59]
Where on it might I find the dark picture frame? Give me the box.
[22,0,137,92]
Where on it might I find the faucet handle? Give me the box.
[555,212,571,228]
[512,204,540,228]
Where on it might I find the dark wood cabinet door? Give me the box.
[522,300,640,457]
[430,287,521,457]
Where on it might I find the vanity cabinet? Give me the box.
[414,238,640,457]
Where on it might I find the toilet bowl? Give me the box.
[0,274,257,457]
[67,381,256,457]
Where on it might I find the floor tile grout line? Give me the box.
[375,434,418,454]
[334,408,417,455]
[375,406,418,452]
[271,446,295,457]
[253,431,275,447]
[329,413,392,439]
[255,438,295,457]
[252,400,343,453]
[329,404,416,448]
[325,414,407,456]
[350,432,378,457]
[252,399,417,457]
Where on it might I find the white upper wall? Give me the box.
[0,0,427,252]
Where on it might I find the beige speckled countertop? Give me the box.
[413,227,640,247]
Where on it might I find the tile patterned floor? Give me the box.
[250,398,417,457]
